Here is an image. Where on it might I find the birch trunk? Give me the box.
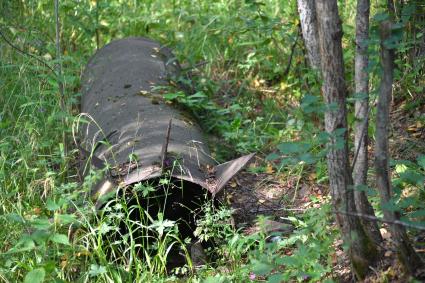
[353,0,383,245]
[315,0,377,279]
[297,0,321,70]
[375,19,424,275]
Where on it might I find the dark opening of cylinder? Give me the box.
[98,176,214,269]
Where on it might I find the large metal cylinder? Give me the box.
[79,37,254,204]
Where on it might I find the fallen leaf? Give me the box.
[60,256,68,268]
[265,164,274,174]
[76,250,91,257]
[380,228,391,240]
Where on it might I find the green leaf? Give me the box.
[277,142,310,154]
[55,214,77,225]
[5,213,25,224]
[99,223,114,234]
[300,94,324,113]
[279,157,297,167]
[333,128,347,136]
[298,153,315,164]
[43,261,57,273]
[409,209,425,218]
[417,155,425,169]
[381,200,401,213]
[266,152,280,161]
[301,94,319,106]
[373,12,389,22]
[163,92,184,101]
[49,234,70,245]
[268,273,283,283]
[134,182,156,197]
[7,235,35,254]
[149,216,176,237]
[251,259,273,276]
[89,264,107,277]
[31,230,50,245]
[189,91,208,99]
[46,198,60,211]
[399,171,425,186]
[24,268,45,283]
[395,163,408,174]
[203,275,226,283]
[30,218,51,230]
[276,255,298,266]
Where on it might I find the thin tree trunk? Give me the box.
[353,0,383,245]
[375,19,424,276]
[297,0,321,70]
[95,0,100,50]
[55,0,67,156]
[315,0,377,279]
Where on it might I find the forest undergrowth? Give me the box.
[0,0,424,282]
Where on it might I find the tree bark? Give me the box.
[297,0,321,70]
[353,0,383,245]
[315,0,378,279]
[375,19,424,276]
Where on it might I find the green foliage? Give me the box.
[247,203,336,282]
[194,204,234,243]
[24,268,46,283]
[390,156,425,228]
[198,203,337,282]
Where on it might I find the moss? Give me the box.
[351,254,370,280]
[350,233,379,280]
[151,97,161,104]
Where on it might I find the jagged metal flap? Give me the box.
[210,153,255,195]
[123,153,255,195]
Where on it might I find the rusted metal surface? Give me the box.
[79,37,254,203]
